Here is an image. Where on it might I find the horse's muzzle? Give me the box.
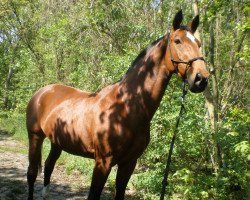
[190,73,208,93]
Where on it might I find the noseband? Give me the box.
[167,33,205,79]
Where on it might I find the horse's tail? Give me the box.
[37,144,43,174]
[27,131,45,170]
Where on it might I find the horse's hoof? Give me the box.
[42,184,51,200]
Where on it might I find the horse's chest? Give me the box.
[95,117,150,161]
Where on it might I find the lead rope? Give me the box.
[160,81,188,200]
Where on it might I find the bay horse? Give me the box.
[27,10,209,200]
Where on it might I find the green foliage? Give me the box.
[0,111,27,143]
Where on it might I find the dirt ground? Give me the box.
[0,132,124,200]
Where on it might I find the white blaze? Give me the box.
[186,32,196,43]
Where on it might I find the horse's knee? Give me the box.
[27,165,39,183]
[88,159,113,199]
[115,160,137,200]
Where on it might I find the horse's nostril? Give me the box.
[204,77,208,84]
[194,73,208,89]
[195,73,202,83]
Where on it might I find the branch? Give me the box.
[221,32,247,114]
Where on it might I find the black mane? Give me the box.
[121,36,165,79]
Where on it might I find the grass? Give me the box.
[0,145,27,154]
[0,111,28,144]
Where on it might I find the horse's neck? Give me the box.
[119,42,172,119]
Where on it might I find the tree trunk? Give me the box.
[4,67,14,109]
[193,0,223,174]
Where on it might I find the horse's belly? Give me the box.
[51,131,95,158]
[42,115,95,158]
[40,99,96,158]
[61,143,95,159]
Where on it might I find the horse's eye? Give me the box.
[174,39,181,44]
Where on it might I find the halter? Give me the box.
[160,33,205,200]
[167,33,205,80]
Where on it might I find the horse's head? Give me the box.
[167,10,209,93]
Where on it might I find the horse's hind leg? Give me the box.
[27,131,45,200]
[42,143,62,199]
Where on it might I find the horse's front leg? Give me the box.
[88,156,112,200]
[115,159,137,200]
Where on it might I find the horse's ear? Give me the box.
[173,10,183,31]
[189,15,199,33]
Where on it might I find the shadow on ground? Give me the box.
[0,166,141,200]
[0,165,89,200]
